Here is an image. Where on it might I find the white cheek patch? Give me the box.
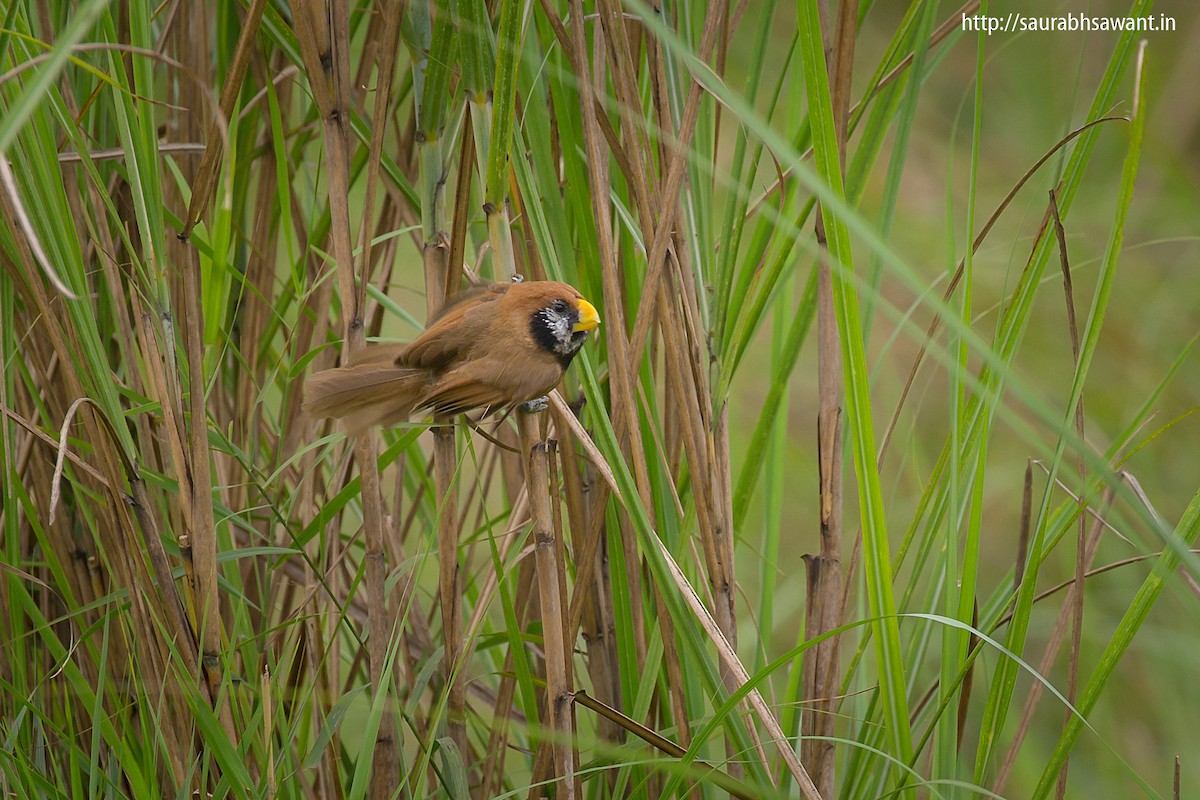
[540,309,577,355]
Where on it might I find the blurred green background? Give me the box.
[727,1,1199,794]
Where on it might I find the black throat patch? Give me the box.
[530,307,586,368]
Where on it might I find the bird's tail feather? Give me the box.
[346,343,407,367]
[303,361,428,435]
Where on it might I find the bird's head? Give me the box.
[516,282,601,365]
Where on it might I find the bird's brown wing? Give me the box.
[399,283,509,370]
[425,282,509,325]
[418,354,563,417]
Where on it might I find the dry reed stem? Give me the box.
[520,419,576,798]
[547,0,658,763]
[564,405,822,796]
[292,1,397,795]
[656,534,823,799]
[462,491,531,646]
[230,115,285,636]
[577,0,748,766]
[481,544,539,800]
[164,0,239,768]
[432,132,469,778]
[181,0,269,232]
[421,5,472,775]
[473,11,593,778]
[553,409,623,750]
[448,111,475,299]
[359,0,409,784]
[110,429,199,786]
[572,691,759,799]
[355,0,406,315]
[484,202,576,793]
[263,665,276,798]
[546,444,574,685]
[178,242,238,745]
[555,387,701,776]
[563,0,652,517]
[626,200,722,714]
[548,444,586,799]
[654,283,755,769]
[432,421,467,761]
[4,186,198,784]
[304,582,343,796]
[625,0,725,364]
[801,0,856,792]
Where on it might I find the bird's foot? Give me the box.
[519,396,549,414]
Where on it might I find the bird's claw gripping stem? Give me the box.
[519,396,550,414]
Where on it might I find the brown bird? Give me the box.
[303,280,600,434]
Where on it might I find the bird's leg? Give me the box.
[519,396,549,414]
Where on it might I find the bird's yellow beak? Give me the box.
[573,298,601,332]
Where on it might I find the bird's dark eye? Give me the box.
[551,300,569,314]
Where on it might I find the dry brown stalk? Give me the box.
[554,413,623,750]
[3,200,200,786]
[800,1,856,793]
[546,444,574,683]
[354,0,406,318]
[292,2,397,796]
[162,0,239,772]
[304,584,343,796]
[481,545,539,800]
[177,241,237,744]
[480,216,578,794]
[466,16,609,784]
[263,665,276,799]
[542,0,678,779]
[432,418,468,763]
[230,99,289,637]
[181,0,270,232]
[574,0,753,774]
[563,0,652,519]
[432,122,469,782]
[655,534,823,799]
[545,392,822,796]
[448,111,475,302]
[572,690,760,800]
[625,0,726,366]
[521,419,576,798]
[653,280,755,772]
